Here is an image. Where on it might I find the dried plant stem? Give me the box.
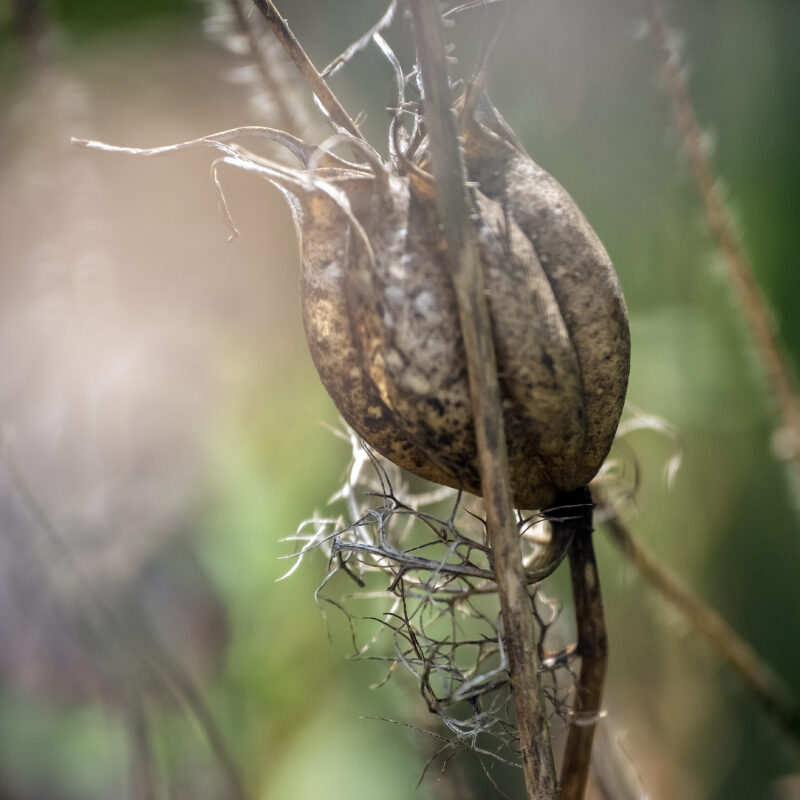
[547,489,607,800]
[407,2,557,798]
[600,503,800,754]
[250,0,365,142]
[645,0,800,481]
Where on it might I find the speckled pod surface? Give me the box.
[268,97,630,509]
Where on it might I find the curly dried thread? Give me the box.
[286,441,587,771]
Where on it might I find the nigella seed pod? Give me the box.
[252,94,629,509]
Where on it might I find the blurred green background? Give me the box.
[1,1,799,798]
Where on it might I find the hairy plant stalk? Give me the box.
[548,489,607,800]
[407,1,557,797]
[600,500,800,754]
[645,0,800,491]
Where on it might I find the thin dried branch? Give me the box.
[292,432,578,772]
[599,497,800,755]
[330,511,571,586]
[443,0,506,20]
[125,700,156,800]
[407,1,557,797]
[459,0,508,128]
[644,0,800,493]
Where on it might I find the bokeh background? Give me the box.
[1,1,799,798]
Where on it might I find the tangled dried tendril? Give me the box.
[278,403,681,777]
[280,427,590,772]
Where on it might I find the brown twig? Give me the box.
[250,0,367,143]
[407,2,557,797]
[644,0,800,482]
[545,489,607,800]
[600,501,800,755]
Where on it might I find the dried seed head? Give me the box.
[266,95,629,509]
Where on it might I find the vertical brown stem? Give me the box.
[546,489,606,800]
[407,2,557,798]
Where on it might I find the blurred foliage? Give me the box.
[1,1,799,799]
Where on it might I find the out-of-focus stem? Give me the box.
[126,699,156,800]
[227,0,301,134]
[645,0,800,486]
[407,2,557,798]
[600,500,800,754]
[0,436,248,800]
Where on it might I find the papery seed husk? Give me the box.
[471,184,587,490]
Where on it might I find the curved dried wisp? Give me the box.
[321,0,398,79]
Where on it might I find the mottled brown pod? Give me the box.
[265,96,629,509]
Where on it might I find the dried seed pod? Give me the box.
[259,96,629,509]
